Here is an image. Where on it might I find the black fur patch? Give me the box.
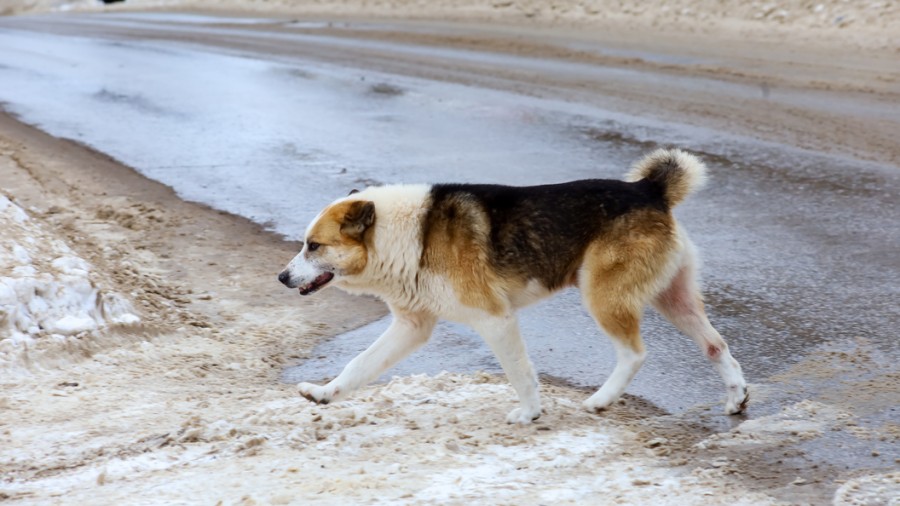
[422,179,667,289]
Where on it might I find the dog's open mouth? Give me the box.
[298,272,334,296]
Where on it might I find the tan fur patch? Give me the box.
[580,209,678,352]
[421,196,508,315]
[307,200,371,276]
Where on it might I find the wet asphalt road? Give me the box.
[0,12,897,444]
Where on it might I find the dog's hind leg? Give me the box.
[652,249,749,414]
[470,313,542,424]
[297,310,436,405]
[581,298,647,413]
[578,231,666,413]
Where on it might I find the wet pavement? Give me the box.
[0,11,898,471]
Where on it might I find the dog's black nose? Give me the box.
[278,270,291,286]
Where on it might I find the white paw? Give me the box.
[506,406,541,425]
[297,382,333,405]
[582,392,617,413]
[724,384,750,415]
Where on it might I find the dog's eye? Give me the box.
[307,242,321,252]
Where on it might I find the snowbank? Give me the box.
[0,194,139,368]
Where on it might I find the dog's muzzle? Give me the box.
[278,268,334,295]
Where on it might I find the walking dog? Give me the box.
[278,149,749,423]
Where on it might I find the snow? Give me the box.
[834,472,900,506]
[0,194,140,368]
[0,194,29,222]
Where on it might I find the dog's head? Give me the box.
[278,198,375,295]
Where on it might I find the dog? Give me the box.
[278,149,749,424]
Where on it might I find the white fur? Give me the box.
[509,279,554,309]
[582,340,646,412]
[299,311,437,405]
[469,312,542,423]
[283,244,328,289]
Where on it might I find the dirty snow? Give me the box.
[0,369,780,505]
[0,194,139,369]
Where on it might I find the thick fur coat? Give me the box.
[279,149,748,424]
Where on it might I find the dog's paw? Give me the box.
[506,406,541,425]
[725,385,750,415]
[582,400,604,414]
[297,382,333,405]
[582,393,618,414]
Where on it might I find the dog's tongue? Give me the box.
[299,272,334,295]
[312,272,333,285]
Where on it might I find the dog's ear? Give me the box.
[341,200,375,240]
[348,189,360,195]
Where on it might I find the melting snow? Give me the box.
[0,194,140,367]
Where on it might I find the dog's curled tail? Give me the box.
[625,148,708,207]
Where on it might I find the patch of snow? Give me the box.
[45,314,98,335]
[696,400,843,449]
[0,195,29,222]
[834,471,900,506]
[12,243,31,264]
[0,194,140,368]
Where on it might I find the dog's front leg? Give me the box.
[471,313,542,424]
[298,311,437,405]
